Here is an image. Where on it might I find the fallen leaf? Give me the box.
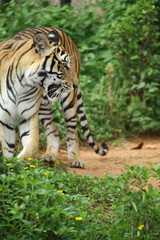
[131,142,144,150]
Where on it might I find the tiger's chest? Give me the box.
[0,86,42,123]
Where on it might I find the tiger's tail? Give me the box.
[76,86,109,156]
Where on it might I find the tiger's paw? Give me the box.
[69,161,85,169]
[41,154,58,164]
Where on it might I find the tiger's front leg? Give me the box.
[18,113,39,159]
[61,89,84,168]
[0,122,16,157]
[39,96,60,162]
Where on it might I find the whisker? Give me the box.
[43,87,59,97]
[47,87,62,99]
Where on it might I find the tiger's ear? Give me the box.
[33,32,57,56]
[47,30,60,44]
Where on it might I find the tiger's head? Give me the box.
[28,31,73,101]
[38,69,73,101]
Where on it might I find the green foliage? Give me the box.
[0,156,159,239]
[0,0,160,141]
[108,164,160,239]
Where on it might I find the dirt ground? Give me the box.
[58,135,160,188]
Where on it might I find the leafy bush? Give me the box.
[0,149,160,239]
[0,0,160,141]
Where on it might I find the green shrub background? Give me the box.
[0,0,160,142]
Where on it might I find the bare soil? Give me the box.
[58,136,160,188]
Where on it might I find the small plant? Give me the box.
[106,164,160,240]
[0,157,159,239]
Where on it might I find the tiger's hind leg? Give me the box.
[61,88,84,168]
[39,96,59,163]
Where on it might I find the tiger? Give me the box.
[0,27,108,168]
[0,29,72,159]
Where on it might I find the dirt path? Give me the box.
[58,136,160,188]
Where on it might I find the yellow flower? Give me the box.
[75,217,83,221]
[24,167,29,170]
[54,159,59,163]
[14,196,20,199]
[27,158,33,161]
[138,225,144,230]
[57,190,64,195]
[0,188,3,191]
[43,171,51,175]
[30,165,36,168]
[105,64,114,75]
[6,163,12,166]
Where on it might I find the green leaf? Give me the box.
[131,201,138,212]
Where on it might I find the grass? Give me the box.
[0,152,160,240]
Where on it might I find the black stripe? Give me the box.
[63,98,75,112]
[39,111,53,116]
[2,42,14,50]
[79,115,87,122]
[0,120,14,130]
[42,56,50,69]
[0,103,11,116]
[82,125,89,132]
[60,30,66,46]
[47,130,58,136]
[20,131,30,139]
[65,114,76,122]
[0,54,8,62]
[16,45,34,72]
[9,62,18,96]
[19,113,40,126]
[95,149,99,153]
[5,141,15,149]
[20,119,27,125]
[42,95,48,101]
[6,66,16,103]
[60,94,69,104]
[41,119,53,128]
[39,107,53,112]
[13,36,22,40]
[89,142,94,147]
[21,93,41,115]
[77,92,82,100]
[15,40,27,51]
[70,151,76,156]
[67,129,75,134]
[5,148,14,154]
[85,132,90,140]
[77,103,84,114]
[18,88,38,104]
[66,125,77,129]
[17,32,31,38]
[17,73,25,86]
[67,137,76,141]
[19,87,38,98]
